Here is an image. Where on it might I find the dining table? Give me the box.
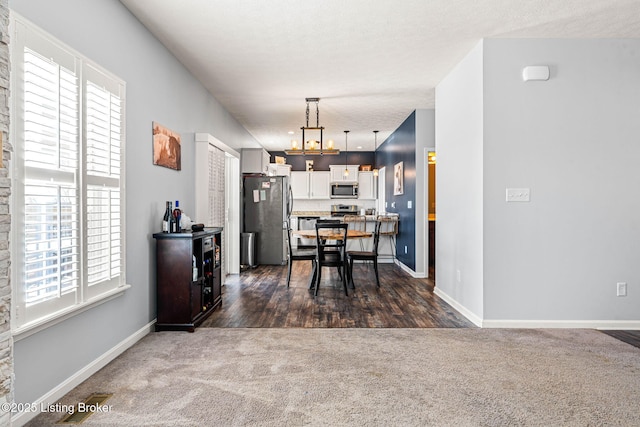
[292,229,372,291]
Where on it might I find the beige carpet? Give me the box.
[28,328,640,426]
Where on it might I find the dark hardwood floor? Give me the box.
[201,262,475,328]
[601,330,640,350]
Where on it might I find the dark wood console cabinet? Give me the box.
[153,228,223,332]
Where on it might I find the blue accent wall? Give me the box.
[377,111,417,270]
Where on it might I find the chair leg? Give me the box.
[373,257,380,287]
[308,260,317,290]
[287,258,292,287]
[341,263,348,296]
[314,265,322,296]
[349,257,355,288]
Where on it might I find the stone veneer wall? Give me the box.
[0,0,12,424]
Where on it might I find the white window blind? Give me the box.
[12,15,127,329]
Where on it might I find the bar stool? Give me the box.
[343,215,367,250]
[377,214,398,260]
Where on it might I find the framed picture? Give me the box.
[360,165,372,171]
[394,161,404,195]
[152,121,181,170]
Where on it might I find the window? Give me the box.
[11,15,127,331]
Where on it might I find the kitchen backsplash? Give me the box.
[291,199,377,215]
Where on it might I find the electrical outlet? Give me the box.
[456,269,461,282]
[617,282,627,297]
[506,188,530,202]
[404,245,408,254]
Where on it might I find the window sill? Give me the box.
[12,284,131,342]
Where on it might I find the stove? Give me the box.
[330,204,360,217]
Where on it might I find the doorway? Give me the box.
[427,150,436,279]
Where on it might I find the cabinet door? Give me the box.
[358,171,376,199]
[269,164,292,176]
[330,165,359,182]
[241,148,270,173]
[310,171,331,199]
[291,171,310,199]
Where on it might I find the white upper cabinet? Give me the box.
[268,163,292,177]
[241,148,270,174]
[329,165,359,183]
[357,171,376,199]
[291,171,310,199]
[309,171,331,199]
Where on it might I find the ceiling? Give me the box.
[119,0,640,152]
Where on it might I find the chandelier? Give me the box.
[285,98,339,155]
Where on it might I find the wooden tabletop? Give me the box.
[293,229,372,240]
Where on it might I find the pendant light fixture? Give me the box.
[343,130,350,177]
[372,130,379,177]
[285,98,339,155]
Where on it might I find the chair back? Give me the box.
[315,222,348,261]
[371,220,382,255]
[377,214,398,235]
[316,218,341,224]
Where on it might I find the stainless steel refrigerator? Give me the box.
[243,175,292,265]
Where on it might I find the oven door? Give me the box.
[330,183,358,199]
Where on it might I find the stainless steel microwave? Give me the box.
[330,182,358,198]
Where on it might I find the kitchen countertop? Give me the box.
[291,211,330,217]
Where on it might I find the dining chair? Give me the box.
[316,218,341,224]
[286,226,316,288]
[314,222,349,296]
[347,220,382,288]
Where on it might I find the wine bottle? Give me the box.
[173,200,182,232]
[162,201,172,233]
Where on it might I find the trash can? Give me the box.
[241,232,257,268]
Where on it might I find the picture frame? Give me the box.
[394,161,404,195]
[360,164,372,171]
[152,121,181,170]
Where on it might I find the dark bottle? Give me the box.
[162,201,172,233]
[173,200,182,232]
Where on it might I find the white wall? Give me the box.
[10,0,259,408]
[482,39,640,325]
[434,41,485,323]
[414,109,435,277]
[436,38,640,328]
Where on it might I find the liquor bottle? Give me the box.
[162,201,172,233]
[169,208,178,233]
[173,200,182,232]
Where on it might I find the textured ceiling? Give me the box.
[119,0,640,151]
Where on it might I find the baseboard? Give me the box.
[481,320,640,329]
[395,259,427,278]
[432,287,640,330]
[433,287,483,326]
[12,320,156,427]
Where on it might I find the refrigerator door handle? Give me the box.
[287,184,293,219]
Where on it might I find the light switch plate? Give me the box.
[506,188,530,202]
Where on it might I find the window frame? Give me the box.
[10,13,129,338]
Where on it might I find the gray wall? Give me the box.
[10,0,259,404]
[435,41,485,321]
[436,38,640,326]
